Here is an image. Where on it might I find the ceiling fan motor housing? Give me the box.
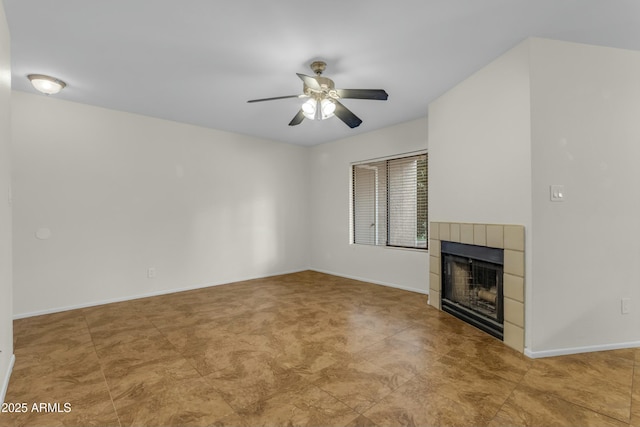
[310,60,327,75]
[304,76,337,100]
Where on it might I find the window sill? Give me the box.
[350,243,429,254]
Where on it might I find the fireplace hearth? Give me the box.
[441,241,504,340]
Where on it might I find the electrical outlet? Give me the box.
[147,267,156,279]
[621,297,630,314]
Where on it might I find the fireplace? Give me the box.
[441,241,504,340]
[430,222,524,352]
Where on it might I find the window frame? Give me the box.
[351,150,428,251]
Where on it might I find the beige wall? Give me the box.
[12,91,430,317]
[529,38,640,355]
[429,37,640,356]
[309,118,429,293]
[0,1,13,403]
[428,39,533,346]
[12,92,310,317]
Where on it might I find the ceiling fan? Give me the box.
[247,61,388,129]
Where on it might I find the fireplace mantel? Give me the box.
[429,222,525,353]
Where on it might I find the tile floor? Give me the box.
[1,271,639,426]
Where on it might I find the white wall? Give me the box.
[428,40,533,344]
[428,40,533,227]
[529,39,640,354]
[0,1,14,403]
[12,92,310,317]
[429,37,640,356]
[309,118,429,293]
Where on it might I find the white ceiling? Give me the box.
[4,0,640,146]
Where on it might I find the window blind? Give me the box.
[352,161,386,246]
[352,153,427,249]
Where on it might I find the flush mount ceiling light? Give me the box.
[27,74,67,95]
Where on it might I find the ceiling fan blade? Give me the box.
[247,95,300,103]
[337,89,388,100]
[296,73,322,91]
[333,101,363,128]
[288,109,305,126]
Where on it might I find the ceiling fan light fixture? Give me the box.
[302,98,316,119]
[27,74,66,95]
[247,60,387,129]
[321,98,336,118]
[302,98,335,121]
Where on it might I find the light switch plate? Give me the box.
[622,297,630,314]
[550,185,565,202]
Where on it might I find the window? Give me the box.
[352,152,427,249]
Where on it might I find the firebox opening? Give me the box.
[441,241,504,340]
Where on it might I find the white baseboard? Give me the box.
[13,268,427,319]
[1,353,15,404]
[309,268,428,295]
[525,340,640,359]
[13,269,308,319]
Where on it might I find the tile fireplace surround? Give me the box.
[429,222,525,352]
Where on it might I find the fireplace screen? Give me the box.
[441,241,504,339]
